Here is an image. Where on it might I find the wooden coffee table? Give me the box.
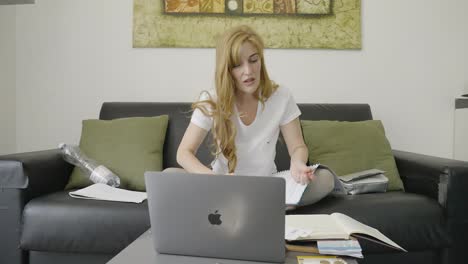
[107,230,358,264]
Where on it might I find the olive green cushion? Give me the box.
[301,120,404,191]
[65,115,169,191]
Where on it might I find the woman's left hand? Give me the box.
[290,160,314,185]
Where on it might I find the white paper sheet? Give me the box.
[69,183,147,203]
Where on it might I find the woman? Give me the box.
[173,25,333,206]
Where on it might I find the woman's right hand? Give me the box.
[290,160,314,185]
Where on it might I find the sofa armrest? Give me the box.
[0,149,73,202]
[0,149,73,264]
[393,149,468,263]
[393,149,468,212]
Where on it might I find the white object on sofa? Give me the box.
[69,183,147,203]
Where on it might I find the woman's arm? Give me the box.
[280,118,313,184]
[177,122,214,174]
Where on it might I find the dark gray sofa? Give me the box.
[1,102,467,264]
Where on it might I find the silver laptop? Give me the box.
[144,171,286,263]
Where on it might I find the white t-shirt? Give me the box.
[190,86,301,176]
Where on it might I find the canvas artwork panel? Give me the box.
[133,0,361,49]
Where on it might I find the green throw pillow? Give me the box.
[65,115,169,191]
[301,120,404,191]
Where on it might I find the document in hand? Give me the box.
[285,213,406,252]
[69,183,147,203]
[273,164,320,205]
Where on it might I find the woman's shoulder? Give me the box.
[196,89,217,101]
[270,84,293,100]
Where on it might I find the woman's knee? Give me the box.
[298,168,335,206]
[314,168,335,193]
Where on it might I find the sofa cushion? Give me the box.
[301,120,404,191]
[65,115,168,191]
[20,191,150,254]
[289,192,451,253]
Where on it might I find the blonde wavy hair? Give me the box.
[193,25,278,173]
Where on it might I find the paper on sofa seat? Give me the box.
[69,183,147,203]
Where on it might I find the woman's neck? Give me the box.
[235,91,259,126]
[235,91,257,107]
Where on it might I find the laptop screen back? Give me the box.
[144,172,286,263]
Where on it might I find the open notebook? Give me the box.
[69,183,147,203]
[285,212,406,252]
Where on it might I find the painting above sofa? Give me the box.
[133,0,361,49]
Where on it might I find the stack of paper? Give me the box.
[317,240,363,258]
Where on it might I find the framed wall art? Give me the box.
[133,0,361,49]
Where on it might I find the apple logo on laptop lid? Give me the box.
[208,210,222,225]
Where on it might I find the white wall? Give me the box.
[0,5,16,155]
[12,0,468,158]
